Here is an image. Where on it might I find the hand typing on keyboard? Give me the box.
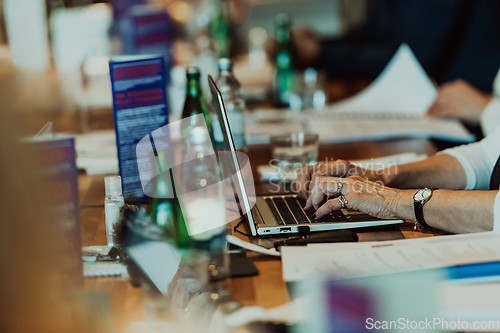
[296,159,389,200]
[303,175,403,221]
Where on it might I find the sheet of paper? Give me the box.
[327,43,437,115]
[226,235,281,257]
[75,130,119,175]
[257,152,428,182]
[440,282,500,325]
[306,112,475,143]
[282,232,500,281]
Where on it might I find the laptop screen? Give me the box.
[208,75,258,236]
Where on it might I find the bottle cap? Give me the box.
[218,58,233,71]
[304,67,318,86]
[275,13,291,26]
[186,66,201,79]
[105,175,122,196]
[189,126,210,144]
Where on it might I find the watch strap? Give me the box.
[413,200,429,231]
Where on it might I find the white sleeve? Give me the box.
[494,192,500,232]
[439,125,500,190]
[480,97,500,137]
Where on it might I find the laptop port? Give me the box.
[280,227,291,233]
[298,226,310,234]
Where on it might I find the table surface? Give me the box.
[79,137,450,332]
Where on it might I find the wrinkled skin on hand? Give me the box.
[295,159,387,200]
[303,175,402,220]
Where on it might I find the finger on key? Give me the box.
[315,198,343,219]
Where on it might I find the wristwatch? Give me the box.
[413,188,434,231]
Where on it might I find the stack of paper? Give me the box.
[281,232,500,282]
[306,111,475,143]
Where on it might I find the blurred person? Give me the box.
[296,123,500,234]
[427,72,500,137]
[294,0,500,92]
[427,79,492,126]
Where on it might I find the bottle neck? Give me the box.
[276,25,290,45]
[186,77,203,98]
[219,66,233,76]
[154,151,173,198]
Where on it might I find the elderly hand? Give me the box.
[295,159,388,201]
[303,175,403,220]
[427,79,491,124]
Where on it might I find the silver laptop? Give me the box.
[208,75,404,236]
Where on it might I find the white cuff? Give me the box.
[480,98,500,137]
[493,191,500,232]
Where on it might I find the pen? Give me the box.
[448,261,500,279]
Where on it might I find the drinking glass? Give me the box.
[270,133,319,184]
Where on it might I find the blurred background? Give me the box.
[2,1,500,332]
[0,0,368,135]
[3,0,500,135]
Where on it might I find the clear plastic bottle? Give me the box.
[104,175,125,246]
[179,126,230,301]
[215,58,246,150]
[301,67,327,111]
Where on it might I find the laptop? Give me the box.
[208,75,404,237]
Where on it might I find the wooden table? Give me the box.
[79,137,449,332]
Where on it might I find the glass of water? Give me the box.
[271,133,319,184]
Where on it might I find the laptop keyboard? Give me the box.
[265,196,348,225]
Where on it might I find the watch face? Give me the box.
[415,188,432,202]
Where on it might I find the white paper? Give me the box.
[306,111,475,144]
[226,235,281,257]
[282,232,500,282]
[351,152,428,170]
[75,130,119,175]
[327,43,437,115]
[257,152,428,182]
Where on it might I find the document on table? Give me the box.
[305,112,475,143]
[281,232,500,282]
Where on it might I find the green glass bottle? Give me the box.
[150,150,191,249]
[209,0,230,58]
[181,67,214,143]
[273,13,299,107]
